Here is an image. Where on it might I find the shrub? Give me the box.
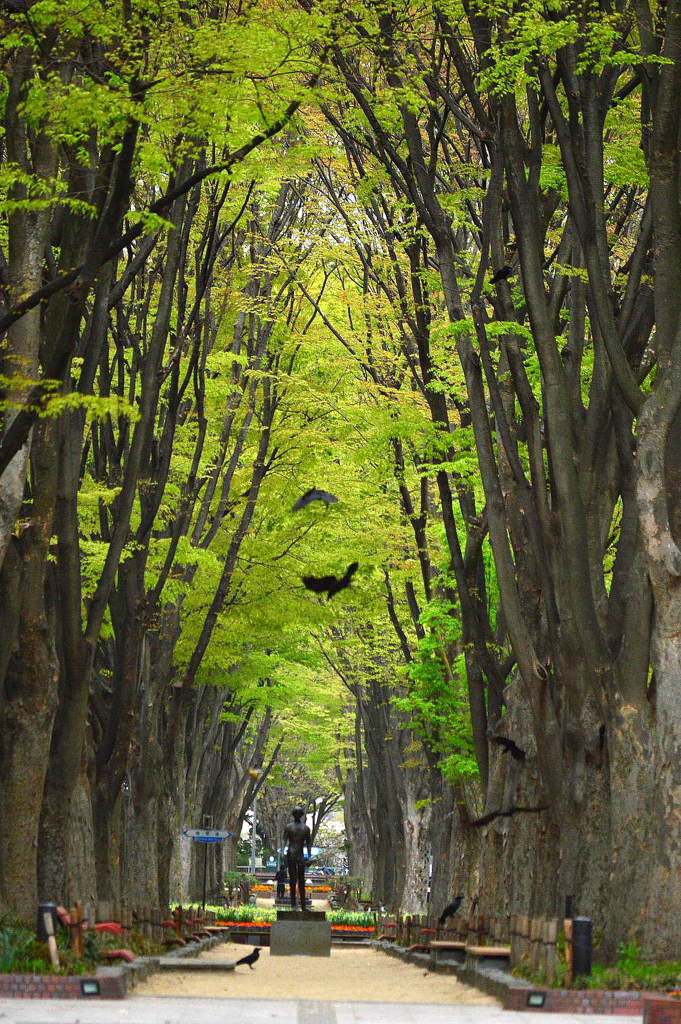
[0,922,46,973]
[514,940,681,991]
[583,942,681,992]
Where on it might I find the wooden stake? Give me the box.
[72,902,84,958]
[564,917,574,986]
[42,911,60,969]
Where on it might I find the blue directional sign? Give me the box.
[183,828,234,843]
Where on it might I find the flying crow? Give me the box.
[293,487,339,511]
[490,265,514,284]
[490,735,527,762]
[302,562,358,600]
[469,805,546,827]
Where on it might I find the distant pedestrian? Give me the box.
[275,864,287,899]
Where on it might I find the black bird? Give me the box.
[292,487,339,511]
[490,264,514,284]
[235,947,261,969]
[302,561,359,599]
[469,805,546,827]
[438,894,464,926]
[490,735,527,762]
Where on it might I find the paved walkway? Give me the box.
[0,996,642,1024]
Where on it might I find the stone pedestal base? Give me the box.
[270,916,331,957]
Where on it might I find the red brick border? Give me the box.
[0,969,127,999]
[505,985,644,1015]
[642,994,681,1023]
[0,933,228,999]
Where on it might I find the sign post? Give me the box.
[182,825,234,912]
[250,795,257,875]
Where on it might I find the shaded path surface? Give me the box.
[0,997,642,1024]
[134,941,497,1003]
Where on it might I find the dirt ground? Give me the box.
[135,942,499,1004]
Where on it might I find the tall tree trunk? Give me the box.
[64,770,97,907]
[93,783,124,904]
[0,53,56,572]
[400,767,432,914]
[343,769,374,892]
[0,421,60,917]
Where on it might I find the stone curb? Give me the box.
[370,940,644,1015]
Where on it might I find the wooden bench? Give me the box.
[377,921,396,941]
[465,944,511,970]
[429,939,467,964]
[157,957,235,972]
[101,948,137,963]
[407,926,437,954]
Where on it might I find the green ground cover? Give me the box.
[515,943,681,991]
[0,918,165,974]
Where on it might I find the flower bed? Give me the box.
[251,884,333,893]
[200,903,375,928]
[217,920,374,934]
[217,920,272,928]
[215,917,374,946]
[330,925,375,933]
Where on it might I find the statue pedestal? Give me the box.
[270,910,331,957]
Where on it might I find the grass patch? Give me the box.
[581,943,681,992]
[514,943,681,991]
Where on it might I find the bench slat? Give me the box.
[466,944,511,955]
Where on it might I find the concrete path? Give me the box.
[0,996,642,1024]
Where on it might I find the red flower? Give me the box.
[216,920,272,927]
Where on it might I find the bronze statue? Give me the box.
[283,806,312,908]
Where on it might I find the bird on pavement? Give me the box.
[438,895,464,926]
[235,947,261,969]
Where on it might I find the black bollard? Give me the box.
[572,916,592,976]
[37,902,58,941]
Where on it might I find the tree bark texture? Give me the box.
[310,0,681,955]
